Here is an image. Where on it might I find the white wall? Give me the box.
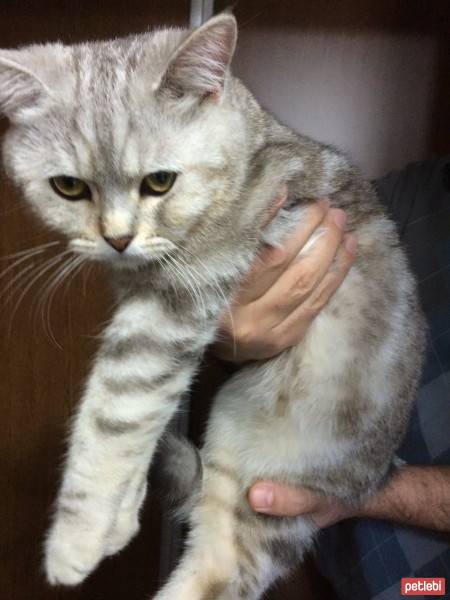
[232,29,437,178]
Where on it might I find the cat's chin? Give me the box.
[107,253,157,270]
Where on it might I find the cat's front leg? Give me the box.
[44,294,210,586]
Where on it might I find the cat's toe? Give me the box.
[44,526,105,586]
[104,512,140,556]
[45,552,91,586]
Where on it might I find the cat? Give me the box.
[0,13,425,600]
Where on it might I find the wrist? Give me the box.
[356,465,450,532]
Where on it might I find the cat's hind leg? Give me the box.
[153,455,312,600]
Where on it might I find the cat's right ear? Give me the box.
[158,13,237,101]
[0,49,54,123]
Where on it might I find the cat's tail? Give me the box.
[150,432,203,520]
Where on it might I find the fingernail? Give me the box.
[345,234,358,253]
[333,209,347,230]
[251,485,274,511]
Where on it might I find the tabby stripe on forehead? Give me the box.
[72,117,97,174]
[102,372,174,395]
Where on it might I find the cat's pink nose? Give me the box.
[103,235,133,253]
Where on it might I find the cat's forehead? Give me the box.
[50,31,194,181]
[73,29,187,89]
[13,25,236,183]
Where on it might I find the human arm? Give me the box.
[248,465,450,533]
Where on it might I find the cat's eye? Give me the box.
[50,176,91,201]
[140,171,177,196]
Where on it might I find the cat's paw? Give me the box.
[44,522,106,586]
[104,476,147,556]
[104,514,140,556]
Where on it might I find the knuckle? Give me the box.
[271,329,293,353]
[334,250,353,277]
[304,300,323,319]
[342,248,356,268]
[326,210,347,236]
[308,285,335,314]
[234,322,254,346]
[307,202,327,226]
[292,266,315,298]
[262,246,286,269]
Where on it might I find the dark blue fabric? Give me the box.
[315,158,450,600]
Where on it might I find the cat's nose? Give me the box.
[103,235,133,253]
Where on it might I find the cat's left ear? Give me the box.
[0,46,60,123]
[159,13,237,100]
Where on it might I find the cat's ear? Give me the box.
[159,13,237,100]
[0,47,57,123]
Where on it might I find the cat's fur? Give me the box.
[0,14,425,599]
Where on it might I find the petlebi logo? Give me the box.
[401,577,446,596]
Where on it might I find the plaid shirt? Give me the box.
[315,158,450,599]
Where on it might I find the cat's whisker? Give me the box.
[51,255,87,345]
[419,261,450,284]
[173,243,237,348]
[62,255,87,299]
[172,256,208,319]
[160,253,204,318]
[6,250,73,336]
[32,256,74,347]
[0,240,60,261]
[0,247,63,304]
[171,255,221,326]
[155,255,181,305]
[0,242,60,290]
[5,252,67,311]
[81,262,95,297]
[165,253,207,321]
[34,254,85,347]
[0,261,37,306]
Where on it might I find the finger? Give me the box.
[261,184,289,228]
[257,208,348,322]
[274,234,357,346]
[249,482,323,517]
[237,200,330,304]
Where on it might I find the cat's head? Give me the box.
[0,14,248,269]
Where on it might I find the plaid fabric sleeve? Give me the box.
[314,157,450,600]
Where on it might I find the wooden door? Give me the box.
[0,3,189,599]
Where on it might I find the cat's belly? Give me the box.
[205,370,358,488]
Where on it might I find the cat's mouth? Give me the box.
[69,237,177,268]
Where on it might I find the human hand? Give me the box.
[248,481,355,528]
[213,189,358,363]
[249,466,450,532]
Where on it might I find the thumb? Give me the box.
[248,482,323,517]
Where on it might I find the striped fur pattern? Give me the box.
[0,14,425,599]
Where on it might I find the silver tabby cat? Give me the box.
[0,13,425,600]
